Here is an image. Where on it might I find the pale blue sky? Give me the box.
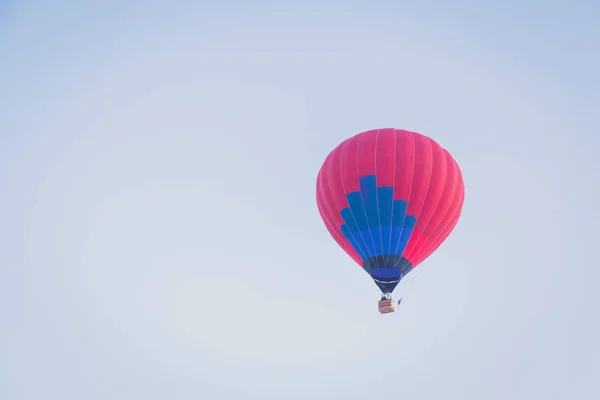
[1,1,599,399]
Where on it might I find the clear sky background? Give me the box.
[1,1,599,399]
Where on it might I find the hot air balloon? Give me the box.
[316,128,465,314]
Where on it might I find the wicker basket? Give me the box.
[378,299,395,314]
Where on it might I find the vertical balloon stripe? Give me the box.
[406,133,433,217]
[357,130,382,257]
[340,136,362,194]
[392,130,415,201]
[389,130,415,262]
[375,129,395,187]
[404,140,448,262]
[405,151,458,262]
[356,129,378,176]
[393,132,432,260]
[340,137,374,259]
[426,161,464,252]
[412,167,465,266]
[376,129,396,257]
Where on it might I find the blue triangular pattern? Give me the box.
[339,175,417,260]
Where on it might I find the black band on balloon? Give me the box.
[362,255,413,293]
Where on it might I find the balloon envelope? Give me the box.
[316,128,464,294]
